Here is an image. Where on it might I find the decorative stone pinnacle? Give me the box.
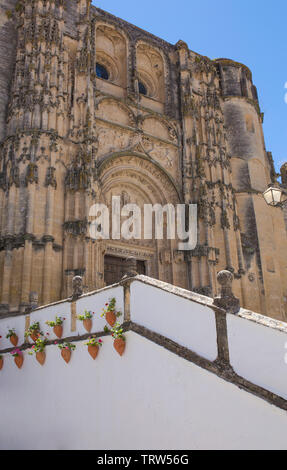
[29,291,38,310]
[72,276,83,299]
[280,163,287,187]
[175,40,189,51]
[213,270,240,314]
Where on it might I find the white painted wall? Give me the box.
[0,314,27,350]
[0,277,287,450]
[130,281,218,361]
[227,313,287,399]
[29,285,124,340]
[0,332,287,450]
[0,286,124,348]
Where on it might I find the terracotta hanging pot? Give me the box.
[30,332,40,343]
[83,318,92,333]
[10,334,18,347]
[14,354,24,369]
[88,345,99,360]
[106,311,116,327]
[53,325,63,339]
[0,357,3,370]
[114,338,126,356]
[61,348,71,364]
[36,351,46,366]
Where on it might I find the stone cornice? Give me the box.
[0,234,61,252]
[214,58,252,81]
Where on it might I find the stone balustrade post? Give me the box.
[213,270,240,314]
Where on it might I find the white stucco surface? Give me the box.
[1,277,287,450]
[0,314,27,350]
[227,313,287,399]
[0,332,287,450]
[130,281,218,361]
[0,286,124,345]
[69,285,124,336]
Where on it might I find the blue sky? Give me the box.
[93,0,287,173]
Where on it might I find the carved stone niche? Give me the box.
[25,163,38,185]
[45,166,57,189]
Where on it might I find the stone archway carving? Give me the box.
[97,154,182,284]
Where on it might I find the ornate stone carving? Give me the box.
[213,270,240,314]
[64,220,88,237]
[45,167,57,189]
[29,292,38,311]
[25,163,38,185]
[72,276,83,299]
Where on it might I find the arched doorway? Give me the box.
[97,153,186,287]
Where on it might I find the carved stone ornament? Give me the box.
[213,270,240,314]
[29,291,38,310]
[72,276,83,299]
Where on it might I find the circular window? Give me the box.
[138,81,147,96]
[96,63,109,80]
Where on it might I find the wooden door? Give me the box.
[104,255,146,286]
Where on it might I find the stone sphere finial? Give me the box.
[72,275,83,299]
[29,291,38,310]
[213,270,240,314]
[217,270,234,287]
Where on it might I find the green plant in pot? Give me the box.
[6,328,18,347]
[101,298,122,327]
[77,310,93,333]
[46,316,66,339]
[85,337,103,360]
[110,322,126,356]
[11,348,24,369]
[25,322,43,343]
[58,342,76,364]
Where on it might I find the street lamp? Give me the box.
[263,185,287,207]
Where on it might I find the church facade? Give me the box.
[0,0,286,320]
